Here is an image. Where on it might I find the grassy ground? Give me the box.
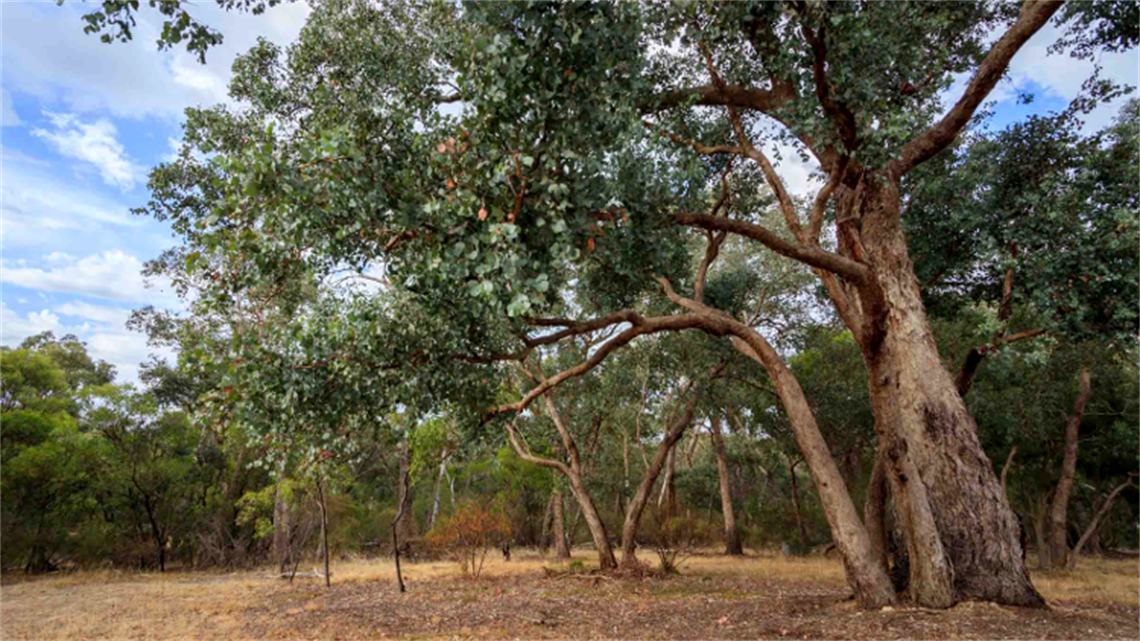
[1,549,1136,640]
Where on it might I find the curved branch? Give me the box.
[674,213,871,284]
[486,313,734,419]
[892,0,1064,177]
[505,421,571,477]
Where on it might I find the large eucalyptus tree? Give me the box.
[82,0,1137,608]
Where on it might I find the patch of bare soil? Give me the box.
[2,554,1136,640]
[240,571,1138,641]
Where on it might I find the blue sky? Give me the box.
[1,1,1136,385]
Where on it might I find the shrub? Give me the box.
[642,510,715,574]
[426,499,512,579]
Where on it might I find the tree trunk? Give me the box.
[709,416,743,555]
[1001,447,1018,504]
[724,326,896,608]
[504,412,614,567]
[844,178,1042,608]
[1068,478,1134,569]
[864,455,890,575]
[1032,494,1052,570]
[657,444,678,518]
[565,471,615,568]
[552,487,570,559]
[788,458,808,548]
[395,439,416,550]
[392,460,410,593]
[620,392,700,568]
[428,450,447,531]
[273,458,292,572]
[1051,367,1091,569]
[315,476,331,588]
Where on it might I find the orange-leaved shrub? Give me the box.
[426,498,512,579]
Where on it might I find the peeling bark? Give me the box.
[845,178,1042,608]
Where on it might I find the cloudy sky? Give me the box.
[1,1,1136,384]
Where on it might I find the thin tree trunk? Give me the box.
[428,450,447,531]
[1051,367,1091,569]
[564,470,614,568]
[395,439,416,550]
[864,455,890,575]
[709,415,743,555]
[1068,478,1135,569]
[726,326,896,607]
[552,487,570,559]
[1001,447,1018,504]
[620,391,700,568]
[392,463,410,593]
[273,458,292,572]
[503,405,616,569]
[788,458,808,548]
[1033,494,1052,570]
[540,489,554,554]
[657,444,677,518]
[315,476,331,588]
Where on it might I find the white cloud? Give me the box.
[1,159,144,249]
[1,88,21,127]
[32,112,139,191]
[0,301,171,387]
[0,304,64,345]
[942,22,1138,133]
[1,2,310,122]
[1,250,176,305]
[44,252,76,264]
[54,301,132,326]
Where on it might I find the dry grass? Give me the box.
[1029,555,1140,606]
[1,549,1136,640]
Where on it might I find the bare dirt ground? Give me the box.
[2,550,1136,640]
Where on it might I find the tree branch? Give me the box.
[674,213,871,284]
[892,0,1064,177]
[505,421,571,477]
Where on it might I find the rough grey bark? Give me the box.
[1051,367,1091,568]
[709,416,743,555]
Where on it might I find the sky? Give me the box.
[1,1,1136,385]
